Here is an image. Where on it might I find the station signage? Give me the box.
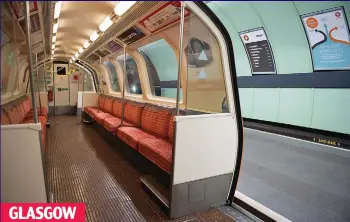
[139,1,190,33]
[301,7,350,71]
[105,40,122,52]
[239,28,276,74]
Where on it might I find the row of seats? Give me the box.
[84,95,175,174]
[1,95,48,150]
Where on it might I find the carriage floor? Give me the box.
[46,115,246,222]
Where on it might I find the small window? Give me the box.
[104,61,120,92]
[117,54,142,95]
[138,39,183,100]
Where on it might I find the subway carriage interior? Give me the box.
[2,1,350,222]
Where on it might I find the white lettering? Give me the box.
[19,207,25,219]
[53,207,62,219]
[27,207,35,219]
[36,207,44,219]
[62,207,76,219]
[9,207,18,219]
[44,207,53,219]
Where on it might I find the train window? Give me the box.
[138,39,183,100]
[117,54,142,95]
[183,8,230,114]
[104,61,120,92]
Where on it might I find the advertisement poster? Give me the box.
[105,40,122,52]
[139,1,190,33]
[239,28,276,74]
[301,7,350,70]
[117,26,146,45]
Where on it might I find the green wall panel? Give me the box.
[252,89,280,122]
[311,89,350,134]
[207,3,252,77]
[293,1,345,15]
[252,2,312,74]
[238,88,254,118]
[278,88,313,127]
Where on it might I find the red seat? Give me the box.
[104,118,133,133]
[94,112,114,125]
[117,127,155,150]
[84,106,98,117]
[89,109,105,119]
[138,138,173,173]
[25,107,48,118]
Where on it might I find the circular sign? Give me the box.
[306,17,318,28]
[335,12,341,18]
[243,35,249,41]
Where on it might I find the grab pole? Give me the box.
[35,53,43,116]
[24,2,38,123]
[120,45,127,126]
[175,1,185,116]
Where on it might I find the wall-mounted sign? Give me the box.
[239,28,276,74]
[95,50,106,58]
[106,40,122,52]
[117,26,146,45]
[139,1,190,33]
[88,53,100,62]
[301,7,350,71]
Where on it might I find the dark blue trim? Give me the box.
[238,71,350,88]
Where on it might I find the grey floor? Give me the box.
[237,128,350,222]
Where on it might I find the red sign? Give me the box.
[139,2,190,33]
[1,203,85,221]
[73,75,79,81]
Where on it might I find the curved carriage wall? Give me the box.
[204,1,350,134]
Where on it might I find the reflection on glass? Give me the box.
[138,39,183,100]
[117,54,142,95]
[104,61,120,92]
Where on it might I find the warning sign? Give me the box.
[139,2,190,33]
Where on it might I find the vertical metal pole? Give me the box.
[121,46,127,126]
[35,54,43,115]
[25,2,38,123]
[53,61,56,115]
[12,15,17,97]
[97,56,102,113]
[43,57,48,93]
[175,2,185,116]
[68,65,71,113]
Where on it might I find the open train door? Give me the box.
[167,2,244,219]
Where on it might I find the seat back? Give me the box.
[168,115,175,143]
[112,98,123,118]
[3,103,21,124]
[103,97,114,114]
[98,95,105,110]
[141,104,172,139]
[124,101,145,127]
[21,96,31,114]
[1,108,11,125]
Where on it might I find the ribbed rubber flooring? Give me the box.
[46,115,235,222]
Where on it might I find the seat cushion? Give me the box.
[21,98,31,114]
[6,105,21,124]
[98,96,106,110]
[117,127,155,150]
[94,112,114,125]
[138,139,173,173]
[89,109,106,119]
[104,118,133,133]
[84,106,98,116]
[141,105,171,139]
[124,101,145,127]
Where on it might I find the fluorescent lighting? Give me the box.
[75,52,79,58]
[114,1,136,16]
[72,56,76,61]
[83,41,90,48]
[52,44,55,49]
[52,50,54,54]
[78,47,84,53]
[53,23,58,33]
[89,31,99,42]
[54,1,62,19]
[70,60,72,63]
[99,16,113,32]
[52,36,56,43]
